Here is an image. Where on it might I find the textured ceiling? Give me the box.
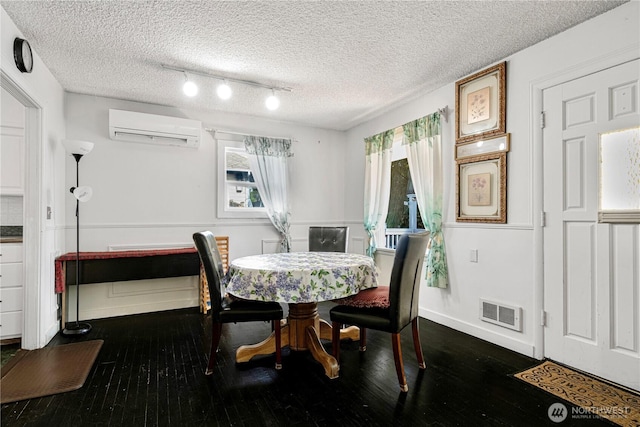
[2,1,628,130]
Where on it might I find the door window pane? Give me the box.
[599,126,640,222]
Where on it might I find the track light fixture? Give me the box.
[162,64,291,110]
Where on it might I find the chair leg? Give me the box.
[412,317,426,369]
[274,319,282,370]
[359,328,367,351]
[392,332,408,392]
[206,321,223,375]
[331,321,341,364]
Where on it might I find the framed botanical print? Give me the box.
[456,153,507,223]
[455,62,506,144]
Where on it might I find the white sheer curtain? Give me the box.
[363,129,394,257]
[244,136,293,253]
[403,112,448,288]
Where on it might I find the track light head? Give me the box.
[182,72,198,97]
[216,81,232,100]
[265,91,280,111]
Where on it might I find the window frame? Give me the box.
[217,138,268,219]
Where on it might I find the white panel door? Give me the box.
[543,59,640,391]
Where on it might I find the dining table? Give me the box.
[225,251,378,378]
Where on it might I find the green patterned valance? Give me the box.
[364,129,395,155]
[244,136,293,157]
[402,112,441,145]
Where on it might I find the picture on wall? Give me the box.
[456,153,507,223]
[456,133,510,159]
[455,62,506,144]
[468,172,491,206]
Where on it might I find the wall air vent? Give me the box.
[108,109,201,148]
[480,298,522,331]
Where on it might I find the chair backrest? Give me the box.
[308,226,349,252]
[388,231,430,332]
[193,231,225,313]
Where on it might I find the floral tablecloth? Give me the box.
[225,252,378,303]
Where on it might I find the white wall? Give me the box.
[347,1,639,357]
[64,93,355,318]
[4,1,638,351]
[1,7,67,349]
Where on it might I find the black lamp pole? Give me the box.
[62,153,91,336]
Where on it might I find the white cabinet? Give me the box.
[1,243,23,340]
[0,128,24,195]
[1,87,25,196]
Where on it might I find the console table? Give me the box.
[54,237,229,323]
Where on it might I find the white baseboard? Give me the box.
[420,307,536,358]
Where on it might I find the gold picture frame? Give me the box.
[455,62,506,144]
[456,133,510,160]
[456,153,507,223]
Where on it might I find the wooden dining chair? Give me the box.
[330,231,430,392]
[193,231,284,374]
[308,226,349,252]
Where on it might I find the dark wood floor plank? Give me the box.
[1,304,613,426]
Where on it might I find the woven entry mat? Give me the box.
[1,340,103,404]
[514,360,640,426]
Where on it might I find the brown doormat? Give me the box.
[514,360,640,426]
[0,340,103,404]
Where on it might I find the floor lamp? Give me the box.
[62,139,94,336]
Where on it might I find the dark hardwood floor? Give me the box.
[1,304,610,426]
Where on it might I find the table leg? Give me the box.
[235,302,352,379]
[236,324,290,363]
[61,262,67,328]
[318,319,359,342]
[306,325,339,379]
[289,303,342,379]
[287,303,317,350]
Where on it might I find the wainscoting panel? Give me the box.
[66,276,199,321]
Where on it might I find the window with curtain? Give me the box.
[364,111,448,287]
[402,112,448,288]
[385,127,425,249]
[244,135,293,253]
[217,138,268,219]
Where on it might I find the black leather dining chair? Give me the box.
[330,231,430,392]
[193,231,284,374]
[308,226,349,252]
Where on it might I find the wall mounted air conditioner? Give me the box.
[108,109,201,148]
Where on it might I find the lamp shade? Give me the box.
[63,139,94,156]
[72,186,93,202]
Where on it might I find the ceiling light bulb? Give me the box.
[216,82,232,100]
[265,92,280,110]
[183,80,198,97]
